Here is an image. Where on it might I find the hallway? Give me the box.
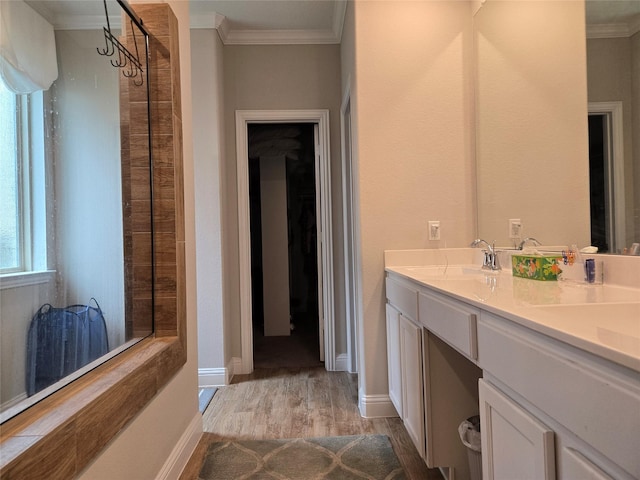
[180,368,443,479]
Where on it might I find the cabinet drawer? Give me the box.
[386,276,418,321]
[418,291,478,360]
[478,313,640,479]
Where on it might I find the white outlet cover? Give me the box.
[509,219,522,238]
[428,221,440,240]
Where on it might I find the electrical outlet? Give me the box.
[428,221,441,240]
[509,218,522,239]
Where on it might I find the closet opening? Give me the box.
[248,123,322,369]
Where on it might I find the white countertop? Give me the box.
[385,254,640,373]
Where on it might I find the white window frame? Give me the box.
[0,87,51,286]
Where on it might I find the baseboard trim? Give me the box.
[198,357,242,387]
[198,367,226,387]
[335,353,349,372]
[156,412,203,480]
[230,356,241,379]
[358,390,398,418]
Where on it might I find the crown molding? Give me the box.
[220,28,340,45]
[587,22,638,39]
[332,0,347,44]
[190,2,345,45]
[190,11,226,30]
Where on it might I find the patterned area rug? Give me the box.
[198,434,407,480]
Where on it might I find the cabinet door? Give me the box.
[385,304,403,417]
[400,314,425,458]
[479,379,556,480]
[561,448,614,480]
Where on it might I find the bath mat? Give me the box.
[198,387,218,413]
[198,434,407,480]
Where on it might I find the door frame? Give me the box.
[235,109,335,373]
[340,85,359,374]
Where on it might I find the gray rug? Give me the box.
[198,434,407,480]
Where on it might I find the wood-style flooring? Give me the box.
[180,367,443,480]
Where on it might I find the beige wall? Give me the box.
[475,0,590,248]
[77,1,200,477]
[222,44,346,358]
[350,0,476,404]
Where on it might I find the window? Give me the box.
[0,81,45,275]
[0,81,22,272]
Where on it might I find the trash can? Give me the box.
[459,415,482,480]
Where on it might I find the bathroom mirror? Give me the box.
[474,0,639,254]
[0,0,153,422]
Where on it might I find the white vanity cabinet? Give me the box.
[561,448,615,480]
[386,274,482,478]
[385,264,640,480]
[399,313,426,458]
[479,379,556,480]
[385,304,403,418]
[385,276,425,458]
[478,312,640,480]
[419,290,482,478]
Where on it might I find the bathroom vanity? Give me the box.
[384,249,640,480]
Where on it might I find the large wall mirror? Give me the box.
[474,0,639,254]
[0,0,153,422]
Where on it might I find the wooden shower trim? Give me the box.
[0,5,186,478]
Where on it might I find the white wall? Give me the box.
[191,28,228,385]
[76,1,200,477]
[347,0,476,412]
[222,44,345,358]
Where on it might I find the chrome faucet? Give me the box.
[471,239,501,271]
[518,237,541,250]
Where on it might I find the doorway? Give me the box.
[588,102,625,253]
[248,123,321,368]
[235,110,335,374]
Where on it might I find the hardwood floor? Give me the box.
[180,367,443,479]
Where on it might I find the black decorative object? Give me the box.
[96,0,144,86]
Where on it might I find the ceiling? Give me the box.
[24,0,640,42]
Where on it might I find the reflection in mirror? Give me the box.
[0,0,153,422]
[586,1,640,253]
[474,0,591,250]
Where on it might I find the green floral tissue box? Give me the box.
[511,254,562,281]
